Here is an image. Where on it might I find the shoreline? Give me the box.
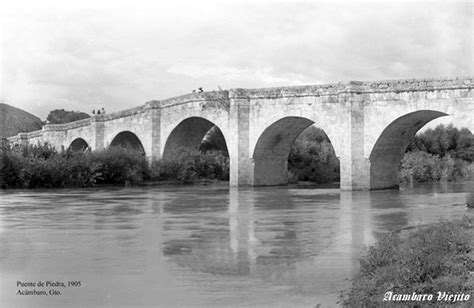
[341,216,474,307]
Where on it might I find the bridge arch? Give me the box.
[369,110,449,189]
[252,116,338,186]
[162,117,229,160]
[110,131,145,154]
[68,138,89,152]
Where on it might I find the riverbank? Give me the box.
[341,217,474,307]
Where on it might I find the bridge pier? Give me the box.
[91,119,105,151]
[339,155,371,191]
[149,107,162,162]
[339,94,371,190]
[229,90,253,186]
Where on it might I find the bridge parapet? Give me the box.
[42,117,93,131]
[229,84,346,99]
[6,134,27,143]
[7,130,45,145]
[18,104,151,135]
[363,77,473,93]
[23,130,44,138]
[100,105,148,121]
[156,90,229,108]
[229,77,473,99]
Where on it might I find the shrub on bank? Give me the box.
[407,124,474,162]
[399,150,472,183]
[150,148,229,183]
[0,144,147,188]
[19,153,103,188]
[90,146,148,185]
[0,149,24,188]
[341,218,473,307]
[1,143,230,188]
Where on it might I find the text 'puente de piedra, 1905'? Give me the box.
[8,77,474,190]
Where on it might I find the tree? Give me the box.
[456,128,474,162]
[407,124,474,162]
[46,109,90,124]
[287,126,340,184]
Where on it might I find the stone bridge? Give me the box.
[8,77,474,190]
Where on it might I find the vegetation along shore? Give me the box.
[1,123,472,189]
[0,142,229,188]
[341,216,474,307]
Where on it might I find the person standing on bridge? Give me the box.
[101,107,105,114]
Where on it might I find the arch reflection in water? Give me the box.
[158,187,373,291]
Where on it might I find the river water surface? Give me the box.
[1,182,473,307]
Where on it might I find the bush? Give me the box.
[150,148,229,183]
[0,143,146,188]
[1,142,228,188]
[399,150,472,183]
[407,124,474,162]
[1,150,103,189]
[0,149,24,188]
[341,218,473,307]
[90,146,148,185]
[288,126,340,184]
[403,124,474,184]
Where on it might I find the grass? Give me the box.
[341,217,474,307]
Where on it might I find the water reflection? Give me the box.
[0,182,473,307]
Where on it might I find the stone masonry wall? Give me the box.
[6,77,474,190]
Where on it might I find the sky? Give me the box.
[1,0,472,120]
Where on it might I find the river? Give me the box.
[0,182,473,307]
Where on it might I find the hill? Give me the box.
[0,103,43,138]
